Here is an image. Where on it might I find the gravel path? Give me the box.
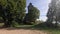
[0,28,48,34]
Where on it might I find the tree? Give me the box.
[24,3,40,24]
[46,0,60,27]
[0,0,26,27]
[46,0,56,27]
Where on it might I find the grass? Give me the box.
[49,29,60,34]
[0,23,60,34]
[32,23,60,34]
[16,25,35,27]
[0,23,4,27]
[14,23,60,34]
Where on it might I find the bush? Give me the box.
[11,21,19,27]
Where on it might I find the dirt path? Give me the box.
[0,28,48,34]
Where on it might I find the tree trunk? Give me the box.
[2,17,11,27]
[55,16,58,28]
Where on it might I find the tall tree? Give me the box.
[24,3,40,24]
[0,0,26,27]
[46,0,60,27]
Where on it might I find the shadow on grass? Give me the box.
[32,23,60,31]
[0,23,60,32]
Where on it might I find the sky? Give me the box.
[26,0,51,21]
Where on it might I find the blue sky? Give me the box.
[26,0,51,21]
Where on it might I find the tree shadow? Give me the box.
[0,23,60,31]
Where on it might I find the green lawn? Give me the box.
[32,23,60,34]
[0,23,4,27]
[14,24,60,34]
[0,23,60,34]
[49,30,60,34]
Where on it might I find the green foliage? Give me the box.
[0,0,26,27]
[11,20,19,27]
[24,3,40,24]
